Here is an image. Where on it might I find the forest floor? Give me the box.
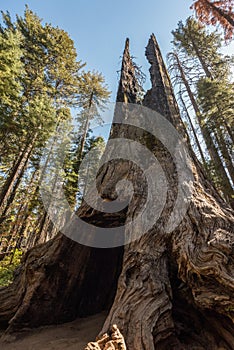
[0,312,106,350]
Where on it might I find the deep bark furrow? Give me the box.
[0,36,233,350]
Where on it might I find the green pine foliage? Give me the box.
[0,6,110,253]
[197,78,234,135]
[0,249,22,286]
[170,17,234,204]
[172,17,227,79]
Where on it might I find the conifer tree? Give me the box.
[0,8,83,227]
[191,0,234,40]
[170,18,234,205]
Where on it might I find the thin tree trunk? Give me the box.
[187,27,212,79]
[179,92,206,165]
[213,127,234,185]
[221,115,234,144]
[32,128,66,245]
[0,165,28,227]
[0,134,37,215]
[0,169,38,254]
[35,167,61,245]
[35,211,51,244]
[205,0,234,27]
[0,204,24,255]
[187,25,234,177]
[173,52,233,205]
[77,93,94,162]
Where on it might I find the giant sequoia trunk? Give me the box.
[0,35,233,350]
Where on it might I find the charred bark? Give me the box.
[0,37,139,333]
[0,36,233,350]
[99,34,234,350]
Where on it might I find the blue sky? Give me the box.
[0,0,199,99]
[1,0,233,100]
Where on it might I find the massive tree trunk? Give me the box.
[0,35,233,350]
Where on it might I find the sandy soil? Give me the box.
[0,312,107,350]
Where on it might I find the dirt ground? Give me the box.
[0,312,106,350]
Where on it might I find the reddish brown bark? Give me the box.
[0,36,233,350]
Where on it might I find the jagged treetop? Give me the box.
[144,34,186,137]
[116,38,141,104]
